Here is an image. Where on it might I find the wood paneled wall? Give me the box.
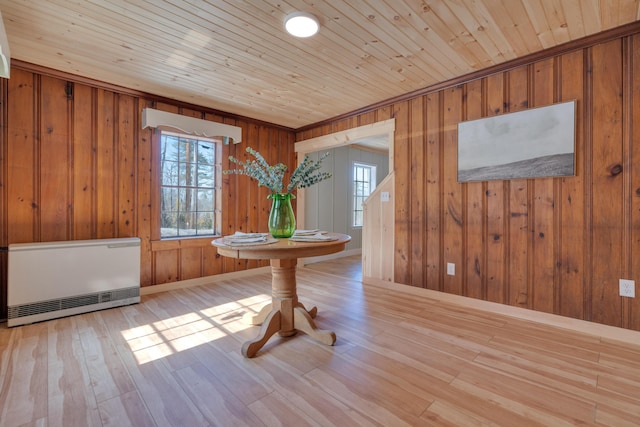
[0,67,295,318]
[298,33,640,331]
[3,30,640,332]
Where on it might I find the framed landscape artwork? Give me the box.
[457,100,576,182]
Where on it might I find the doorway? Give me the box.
[294,119,395,269]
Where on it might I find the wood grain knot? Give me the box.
[609,163,623,176]
[447,200,462,226]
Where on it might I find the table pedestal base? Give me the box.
[241,258,336,358]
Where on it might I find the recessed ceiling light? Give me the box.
[284,12,319,38]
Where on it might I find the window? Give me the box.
[160,132,221,238]
[353,162,376,227]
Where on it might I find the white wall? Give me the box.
[304,146,389,251]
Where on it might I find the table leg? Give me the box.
[241,258,335,357]
[243,303,272,325]
[271,258,297,337]
[242,310,281,358]
[244,301,314,326]
[297,302,317,318]
[293,307,336,345]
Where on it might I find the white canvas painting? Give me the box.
[457,101,576,182]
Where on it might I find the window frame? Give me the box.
[156,130,223,240]
[352,161,377,228]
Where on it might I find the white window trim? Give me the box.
[142,108,242,143]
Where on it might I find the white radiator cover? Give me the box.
[8,237,141,327]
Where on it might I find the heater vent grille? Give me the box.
[8,286,140,321]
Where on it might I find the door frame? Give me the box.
[293,118,395,231]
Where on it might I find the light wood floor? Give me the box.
[304,254,363,281]
[1,258,640,426]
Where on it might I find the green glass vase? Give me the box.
[268,193,296,238]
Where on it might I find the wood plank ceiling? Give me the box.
[0,1,638,128]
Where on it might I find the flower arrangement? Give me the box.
[224,147,332,194]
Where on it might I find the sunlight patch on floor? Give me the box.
[121,292,270,364]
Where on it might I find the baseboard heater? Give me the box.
[8,237,141,327]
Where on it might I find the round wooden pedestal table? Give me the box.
[212,233,351,358]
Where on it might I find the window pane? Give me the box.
[198,142,214,165]
[352,163,376,227]
[197,189,214,211]
[196,212,214,235]
[179,139,195,163]
[178,212,195,235]
[161,211,178,237]
[184,188,197,212]
[175,188,186,209]
[183,163,198,187]
[161,160,179,186]
[161,187,179,212]
[197,163,214,188]
[162,136,179,162]
[160,210,176,229]
[354,211,363,227]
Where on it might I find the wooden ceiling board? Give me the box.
[0,0,638,128]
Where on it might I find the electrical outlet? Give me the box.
[619,279,635,298]
[447,263,455,276]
